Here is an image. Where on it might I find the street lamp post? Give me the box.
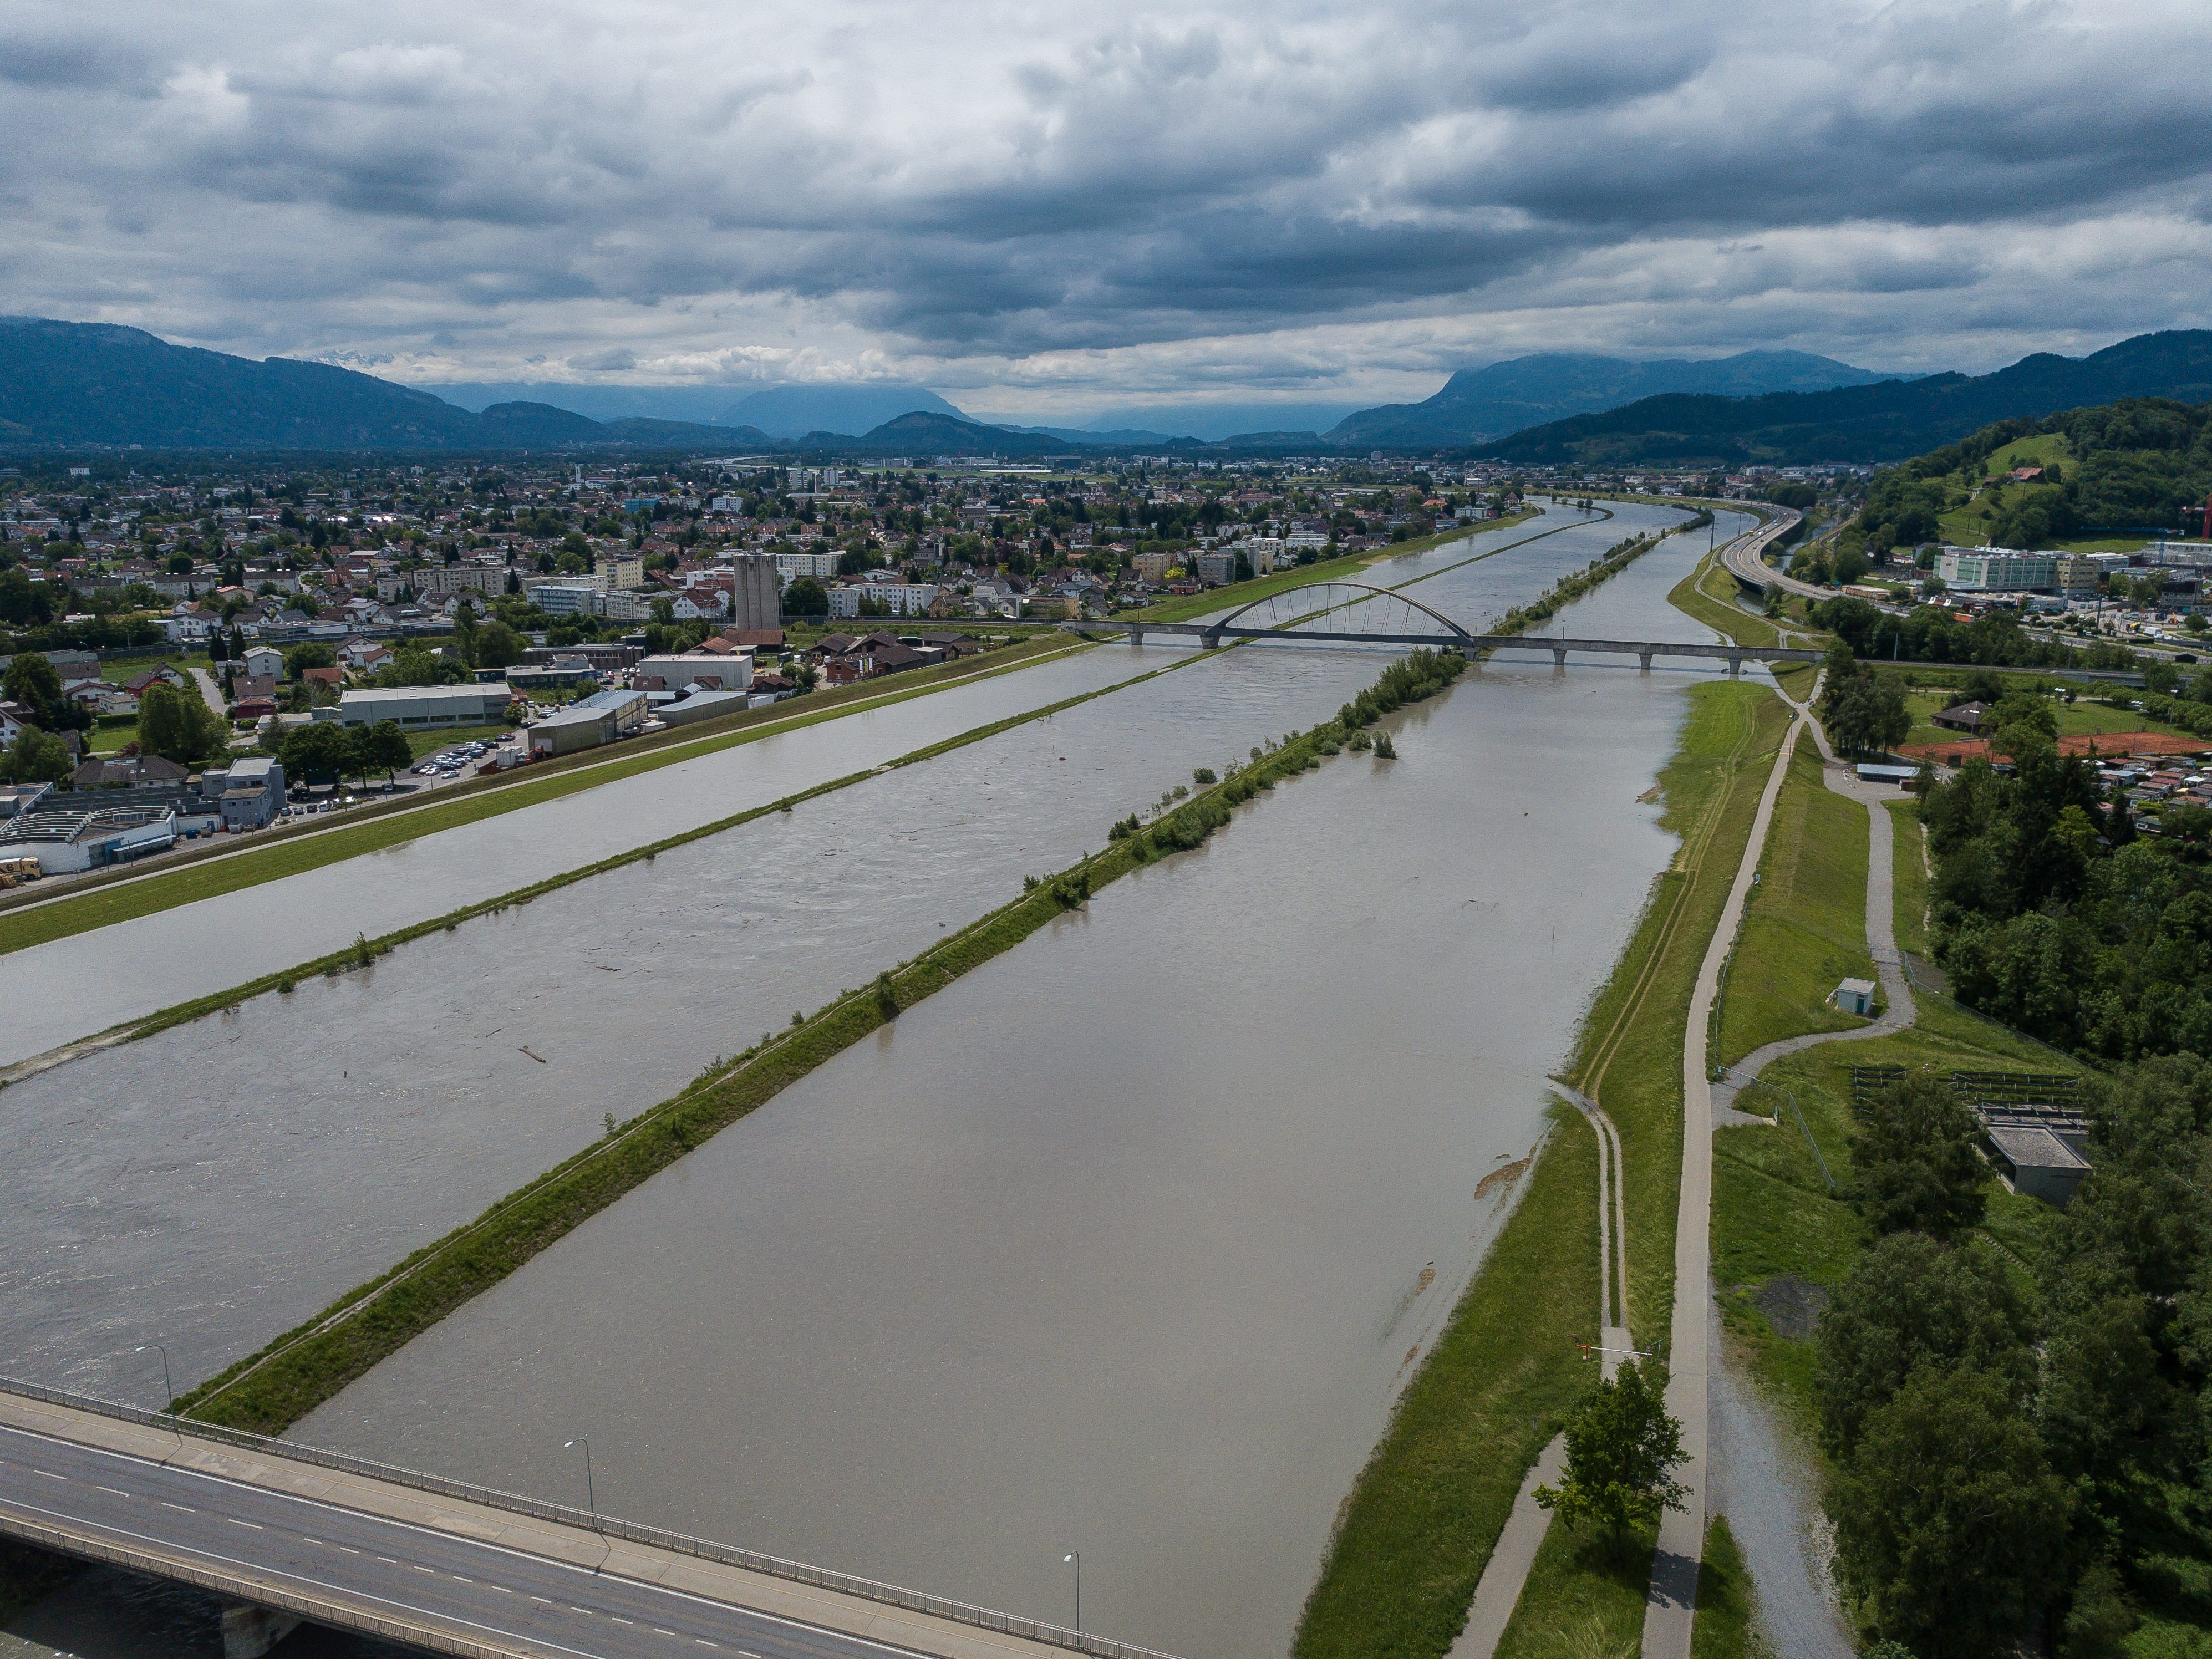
[563,1438,600,1535]
[135,1345,180,1452]
[135,1344,174,1412]
[1061,1551,1080,1634]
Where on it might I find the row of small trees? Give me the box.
[277,719,414,790]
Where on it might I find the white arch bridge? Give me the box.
[1063,581,1822,676]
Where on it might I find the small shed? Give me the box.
[1833,977,1878,1016]
[1932,701,1990,733]
[1986,1124,2089,1208]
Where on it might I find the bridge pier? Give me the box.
[221,1602,299,1659]
[1726,654,1744,678]
[1638,650,1654,672]
[1551,647,1568,670]
[1126,626,1145,647]
[1201,629,1222,650]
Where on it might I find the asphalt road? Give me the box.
[1716,510,1818,599]
[0,1425,927,1659]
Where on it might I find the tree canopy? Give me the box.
[1534,1357,1687,1551]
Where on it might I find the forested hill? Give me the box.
[1477,330,2212,465]
[1850,397,2212,556]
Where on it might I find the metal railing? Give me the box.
[0,1514,524,1659]
[0,1375,1181,1659]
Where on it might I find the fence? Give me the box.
[1849,1065,2084,1119]
[0,1375,1181,1659]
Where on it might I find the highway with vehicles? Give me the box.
[0,1384,1147,1659]
[1715,508,1821,598]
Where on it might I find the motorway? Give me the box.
[0,1395,1111,1659]
[1715,508,1821,599]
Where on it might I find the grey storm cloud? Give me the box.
[2,0,2209,405]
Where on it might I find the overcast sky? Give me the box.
[4,0,2209,417]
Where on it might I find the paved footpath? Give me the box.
[1646,680,1916,1657]
[1711,701,1918,1119]
[1639,697,1807,1659]
[1447,1083,1632,1659]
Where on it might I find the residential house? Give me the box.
[69,754,190,791]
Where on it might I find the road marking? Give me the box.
[570,1606,592,1614]
[532,1595,554,1605]
[413,1564,435,1574]
[0,1421,931,1659]
[302,1537,321,1546]
[33,1470,66,1481]
[227,1518,263,1530]
[451,1574,472,1583]
[490,1585,511,1594]
[655,1630,677,1637]
[0,1487,617,1659]
[378,1556,398,1564]
[611,1616,633,1625]
[96,1486,129,1498]
[696,1641,718,1649]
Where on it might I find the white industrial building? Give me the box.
[323,685,512,729]
[1935,548,2060,592]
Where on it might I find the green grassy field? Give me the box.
[1899,688,2191,749]
[1665,550,1822,704]
[1689,1519,1760,1659]
[1493,1513,1656,1659]
[88,719,140,755]
[1884,800,1929,959]
[1295,675,1787,1659]
[1714,990,2093,1446]
[0,637,1081,959]
[1713,737,1873,1067]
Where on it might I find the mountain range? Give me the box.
[3,315,2209,464]
[1477,332,2212,465]
[1319,350,1895,447]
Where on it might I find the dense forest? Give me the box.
[1921,720,2212,1059]
[1818,1058,2212,1655]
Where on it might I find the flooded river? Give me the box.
[0,507,1705,1402]
[272,509,1756,1658]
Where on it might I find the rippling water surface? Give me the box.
[281,508,1755,1658]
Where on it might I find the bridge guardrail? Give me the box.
[0,1374,1182,1659]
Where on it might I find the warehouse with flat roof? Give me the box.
[321,685,512,729]
[526,688,649,757]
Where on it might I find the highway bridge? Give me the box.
[1063,580,1822,675]
[1716,508,1827,599]
[0,1379,1170,1659]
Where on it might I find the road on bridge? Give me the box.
[1717,510,1824,601]
[0,1390,1120,1659]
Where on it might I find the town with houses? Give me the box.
[4,446,2211,885]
